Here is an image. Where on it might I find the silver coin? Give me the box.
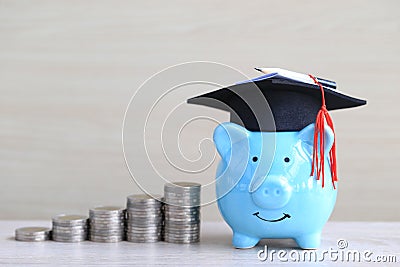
[165,218,200,224]
[164,233,200,238]
[163,193,200,199]
[126,227,162,232]
[89,206,125,216]
[126,236,161,239]
[126,236,161,243]
[164,231,200,236]
[89,217,125,222]
[89,221,124,227]
[52,215,88,226]
[127,194,162,204]
[52,235,87,242]
[127,203,162,208]
[52,224,87,229]
[126,229,162,234]
[127,207,162,212]
[164,215,199,221]
[90,228,124,233]
[164,237,200,244]
[126,215,162,220]
[52,236,87,242]
[89,232,124,236]
[126,232,162,236]
[126,222,162,226]
[16,235,49,242]
[89,232,124,237]
[89,213,125,218]
[52,231,87,236]
[89,235,124,243]
[164,209,199,214]
[164,194,200,199]
[52,229,87,235]
[127,216,162,221]
[126,223,162,228]
[164,234,200,240]
[163,197,200,203]
[15,227,51,242]
[126,232,161,238]
[164,182,201,192]
[164,230,199,235]
[126,215,162,221]
[164,231,200,237]
[164,235,200,242]
[164,215,198,220]
[164,214,199,220]
[90,225,124,230]
[127,232,161,237]
[164,239,200,244]
[165,221,200,226]
[15,233,49,239]
[164,205,199,211]
[15,227,51,236]
[126,225,162,230]
[89,216,125,222]
[164,225,200,230]
[126,233,161,238]
[126,208,162,213]
[126,217,162,223]
[165,232,200,238]
[89,220,125,226]
[90,222,124,227]
[89,214,125,219]
[90,231,124,236]
[163,202,200,207]
[127,236,162,240]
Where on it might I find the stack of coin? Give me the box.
[52,214,88,242]
[89,206,125,242]
[125,194,163,243]
[15,227,51,242]
[164,182,201,243]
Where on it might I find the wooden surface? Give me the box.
[1,221,399,266]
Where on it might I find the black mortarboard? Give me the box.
[187,68,366,132]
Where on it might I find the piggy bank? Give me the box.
[213,122,336,249]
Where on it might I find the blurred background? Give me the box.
[1,0,399,221]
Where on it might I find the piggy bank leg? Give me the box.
[295,232,321,249]
[232,232,260,249]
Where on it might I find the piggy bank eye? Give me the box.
[252,156,258,162]
[284,157,290,163]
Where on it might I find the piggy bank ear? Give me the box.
[298,123,334,153]
[213,122,249,160]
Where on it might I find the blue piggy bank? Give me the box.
[213,122,337,249]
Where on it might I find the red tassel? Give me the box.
[308,74,338,189]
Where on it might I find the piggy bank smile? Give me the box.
[252,212,291,222]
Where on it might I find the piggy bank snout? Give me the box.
[251,176,292,210]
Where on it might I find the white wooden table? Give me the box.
[0,221,398,266]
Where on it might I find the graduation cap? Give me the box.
[187,68,366,132]
[187,68,367,188]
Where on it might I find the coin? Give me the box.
[89,205,125,243]
[51,214,88,242]
[125,194,163,243]
[163,182,201,244]
[52,214,88,226]
[15,227,51,242]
